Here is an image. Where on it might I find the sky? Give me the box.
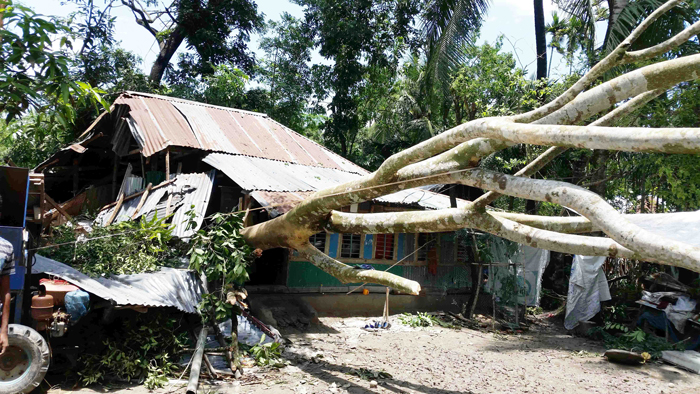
[25,0,570,80]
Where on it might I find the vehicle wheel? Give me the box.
[0,324,50,394]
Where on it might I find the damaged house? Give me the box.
[37,91,475,295]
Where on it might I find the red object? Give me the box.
[40,279,79,306]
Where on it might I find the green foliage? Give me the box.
[244,335,285,368]
[295,0,419,157]
[398,312,442,327]
[168,64,249,109]
[41,215,181,277]
[587,327,681,359]
[450,38,529,120]
[0,1,108,124]
[188,211,255,323]
[257,13,325,135]
[77,312,188,389]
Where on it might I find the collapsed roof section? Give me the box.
[95,171,214,238]
[34,254,203,313]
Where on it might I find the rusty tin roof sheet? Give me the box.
[115,92,365,173]
[94,171,214,238]
[203,153,363,192]
[249,188,465,218]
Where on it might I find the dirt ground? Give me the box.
[46,315,700,394]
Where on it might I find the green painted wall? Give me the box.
[287,261,404,288]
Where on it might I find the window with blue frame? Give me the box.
[340,234,362,258]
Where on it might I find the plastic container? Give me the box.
[64,290,90,323]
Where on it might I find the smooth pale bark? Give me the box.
[446,169,700,272]
[296,243,421,295]
[513,0,684,123]
[241,1,700,293]
[328,209,643,260]
[472,89,665,209]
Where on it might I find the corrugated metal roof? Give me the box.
[115,92,366,174]
[171,171,215,238]
[34,254,203,313]
[203,153,362,192]
[248,188,463,218]
[94,172,214,237]
[376,188,470,210]
[250,190,314,217]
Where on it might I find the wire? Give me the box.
[201,167,479,221]
[30,166,480,252]
[346,239,436,295]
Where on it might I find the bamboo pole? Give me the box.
[186,326,208,394]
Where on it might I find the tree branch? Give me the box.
[121,0,159,39]
[445,169,700,272]
[512,0,685,123]
[472,89,665,209]
[296,243,421,295]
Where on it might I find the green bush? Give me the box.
[42,215,184,276]
[77,312,189,389]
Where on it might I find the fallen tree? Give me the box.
[241,0,700,295]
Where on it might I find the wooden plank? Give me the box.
[35,158,59,173]
[130,183,153,219]
[165,148,170,181]
[45,194,73,222]
[98,178,176,212]
[105,191,125,226]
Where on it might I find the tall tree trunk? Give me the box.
[534,0,547,80]
[149,28,186,85]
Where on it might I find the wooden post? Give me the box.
[242,194,253,227]
[186,327,208,394]
[130,183,153,219]
[140,155,146,187]
[105,192,125,226]
[165,148,170,181]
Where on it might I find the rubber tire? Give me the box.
[0,324,50,394]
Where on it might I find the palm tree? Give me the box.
[419,0,491,127]
[534,0,549,80]
[555,0,695,58]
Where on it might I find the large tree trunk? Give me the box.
[534,0,548,80]
[241,1,700,295]
[149,28,186,85]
